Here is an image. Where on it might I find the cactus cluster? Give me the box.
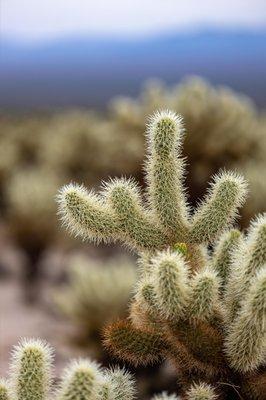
[39,110,140,184]
[0,338,219,400]
[0,114,65,292]
[0,338,136,400]
[58,110,266,399]
[55,255,136,349]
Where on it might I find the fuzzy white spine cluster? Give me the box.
[56,359,101,400]
[185,383,217,400]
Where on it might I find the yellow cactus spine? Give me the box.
[103,368,135,400]
[103,178,166,250]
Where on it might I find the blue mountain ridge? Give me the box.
[0,30,265,109]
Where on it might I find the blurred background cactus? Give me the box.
[5,167,62,297]
[54,255,136,356]
[39,110,142,185]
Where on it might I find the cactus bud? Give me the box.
[190,171,247,243]
[186,382,217,400]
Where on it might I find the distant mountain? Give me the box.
[1,30,266,109]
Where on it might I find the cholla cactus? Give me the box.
[7,168,60,249]
[9,339,53,400]
[39,111,104,184]
[1,338,136,400]
[58,111,246,251]
[55,255,136,350]
[58,110,266,399]
[0,338,222,400]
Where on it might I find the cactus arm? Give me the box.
[151,250,190,320]
[190,171,247,244]
[9,339,53,400]
[187,268,220,321]
[57,184,120,244]
[103,178,167,250]
[226,214,266,321]
[103,319,167,366]
[56,359,101,400]
[225,268,266,372]
[145,111,190,240]
[211,229,242,290]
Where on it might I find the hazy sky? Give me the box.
[2,0,266,42]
